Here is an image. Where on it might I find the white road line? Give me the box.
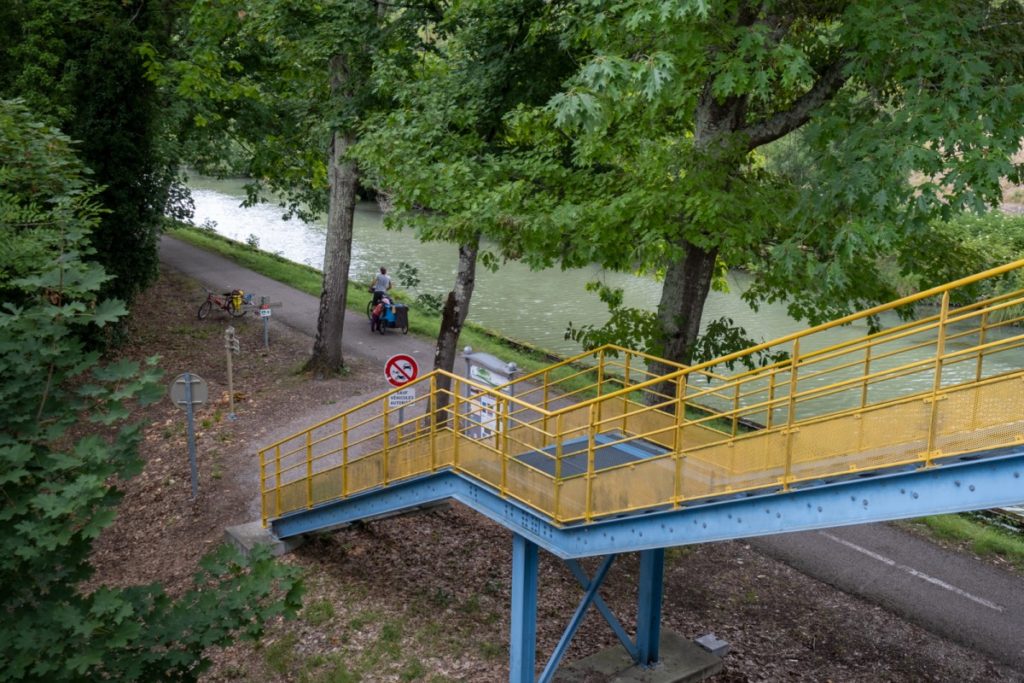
[818,531,1005,613]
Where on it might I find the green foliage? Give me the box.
[0,0,184,305]
[497,0,1024,360]
[0,100,302,683]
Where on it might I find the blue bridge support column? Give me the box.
[510,534,539,683]
[636,547,665,666]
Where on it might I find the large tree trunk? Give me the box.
[433,234,480,411]
[656,238,719,366]
[306,127,358,376]
[306,51,358,377]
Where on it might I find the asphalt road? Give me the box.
[160,235,1024,673]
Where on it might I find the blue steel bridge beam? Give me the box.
[269,448,1024,561]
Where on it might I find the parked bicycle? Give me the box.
[197,288,252,319]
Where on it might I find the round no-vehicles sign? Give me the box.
[385,354,419,387]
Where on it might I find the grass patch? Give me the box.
[263,633,299,674]
[909,514,1024,569]
[303,598,336,626]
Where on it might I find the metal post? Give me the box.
[305,431,313,508]
[783,339,800,490]
[382,398,390,485]
[554,414,564,521]
[861,345,872,409]
[500,396,508,497]
[224,327,237,419]
[259,447,267,527]
[925,292,951,465]
[261,296,270,350]
[184,372,199,500]
[731,381,740,438]
[636,548,665,665]
[542,370,550,445]
[585,404,597,522]
[510,534,539,683]
[274,444,282,518]
[622,355,631,433]
[429,374,438,471]
[342,414,349,496]
[673,375,686,508]
[972,310,989,430]
[766,368,776,429]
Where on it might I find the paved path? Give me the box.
[160,235,1024,674]
[160,235,431,369]
[752,524,1024,672]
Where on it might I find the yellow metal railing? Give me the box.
[260,259,1024,526]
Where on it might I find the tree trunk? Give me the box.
[433,233,480,412]
[306,128,358,377]
[656,238,719,366]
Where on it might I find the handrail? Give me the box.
[260,258,1024,528]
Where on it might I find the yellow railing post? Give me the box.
[274,444,282,519]
[596,348,605,424]
[259,448,267,527]
[554,414,564,521]
[925,292,951,466]
[766,368,776,429]
[305,431,313,509]
[382,397,390,485]
[731,381,740,438]
[342,414,349,497]
[975,310,989,382]
[971,310,989,430]
[453,384,461,469]
[861,345,872,410]
[499,395,508,497]
[673,373,687,508]
[542,370,550,444]
[585,403,597,523]
[429,375,437,471]
[783,339,800,490]
[622,354,631,433]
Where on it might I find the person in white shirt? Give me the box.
[370,266,392,304]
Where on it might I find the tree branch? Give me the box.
[741,59,848,150]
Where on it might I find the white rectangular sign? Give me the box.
[259,307,272,318]
[470,365,508,387]
[389,388,416,408]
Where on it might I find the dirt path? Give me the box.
[86,256,1024,682]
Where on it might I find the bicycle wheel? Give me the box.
[366,300,373,320]
[198,300,213,320]
[229,300,246,318]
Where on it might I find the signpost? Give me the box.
[384,354,419,428]
[225,327,240,420]
[257,296,283,349]
[384,354,419,387]
[169,372,208,499]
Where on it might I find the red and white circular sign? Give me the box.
[384,354,419,387]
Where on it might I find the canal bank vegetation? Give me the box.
[168,222,581,380]
[906,513,1024,572]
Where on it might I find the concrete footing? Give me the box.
[554,631,723,683]
[224,521,304,558]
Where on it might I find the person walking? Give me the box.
[370,266,392,305]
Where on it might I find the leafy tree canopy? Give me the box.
[0,98,302,682]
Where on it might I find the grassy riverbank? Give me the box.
[167,223,567,374]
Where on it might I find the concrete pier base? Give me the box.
[554,631,723,683]
[224,521,304,558]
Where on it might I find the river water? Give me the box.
[188,176,883,357]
